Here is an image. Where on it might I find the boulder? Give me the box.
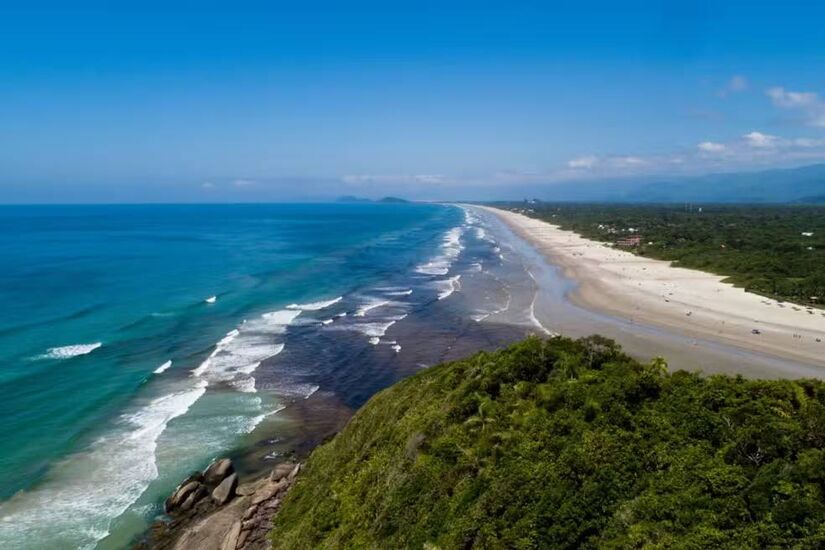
[251,479,286,505]
[242,505,258,521]
[203,458,234,486]
[269,462,295,482]
[235,484,255,497]
[165,480,201,513]
[180,485,208,512]
[212,472,239,505]
[287,463,301,482]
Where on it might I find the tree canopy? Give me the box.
[271,336,825,549]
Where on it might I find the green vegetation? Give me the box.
[508,203,825,307]
[271,336,825,549]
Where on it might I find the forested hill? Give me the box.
[270,337,825,549]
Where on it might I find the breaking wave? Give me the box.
[37,342,102,360]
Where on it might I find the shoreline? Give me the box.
[478,205,825,370]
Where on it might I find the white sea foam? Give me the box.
[328,316,404,343]
[304,385,320,399]
[415,262,450,276]
[154,360,172,374]
[527,271,553,335]
[436,275,462,300]
[0,379,207,549]
[321,318,334,325]
[286,296,342,311]
[38,342,102,360]
[192,310,297,384]
[354,299,392,317]
[415,226,464,276]
[260,309,303,328]
[232,377,257,393]
[391,344,402,353]
[384,289,413,296]
[359,321,397,337]
[463,208,480,225]
[205,295,217,304]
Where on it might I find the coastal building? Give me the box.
[616,235,642,247]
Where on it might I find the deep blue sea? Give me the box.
[0,202,521,548]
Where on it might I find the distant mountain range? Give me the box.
[528,163,825,203]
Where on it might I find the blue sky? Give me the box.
[2,0,825,201]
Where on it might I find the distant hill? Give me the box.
[530,163,825,203]
[335,195,373,203]
[796,194,825,204]
[336,195,410,204]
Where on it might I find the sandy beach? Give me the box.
[480,206,825,369]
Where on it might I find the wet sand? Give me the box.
[472,205,825,378]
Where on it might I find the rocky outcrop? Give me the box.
[141,459,301,550]
[203,458,234,486]
[164,459,237,516]
[212,473,238,506]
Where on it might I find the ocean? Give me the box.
[0,203,532,549]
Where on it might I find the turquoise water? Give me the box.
[0,203,465,548]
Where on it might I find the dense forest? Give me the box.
[271,336,825,549]
[506,203,825,307]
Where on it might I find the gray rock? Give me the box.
[263,497,281,510]
[212,472,238,505]
[287,463,301,482]
[242,505,258,521]
[165,480,201,512]
[203,458,234,486]
[180,485,208,511]
[236,483,256,497]
[269,462,295,482]
[237,529,249,548]
[220,520,242,550]
[251,479,286,505]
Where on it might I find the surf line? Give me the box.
[526,270,554,336]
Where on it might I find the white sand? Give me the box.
[481,206,825,368]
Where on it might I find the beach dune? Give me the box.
[481,206,825,369]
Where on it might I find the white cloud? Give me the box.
[201,182,215,189]
[232,179,257,187]
[729,75,748,92]
[610,156,647,168]
[766,87,825,127]
[341,174,449,185]
[719,75,748,97]
[743,131,778,148]
[792,137,825,148]
[567,155,599,169]
[767,87,818,108]
[697,141,727,153]
[412,174,447,184]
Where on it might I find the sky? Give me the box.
[2,0,825,202]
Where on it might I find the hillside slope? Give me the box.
[270,336,825,549]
